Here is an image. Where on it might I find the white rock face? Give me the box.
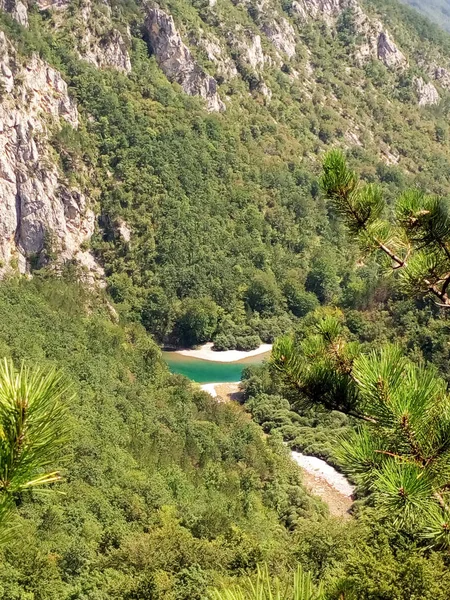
[261,18,297,58]
[244,33,266,69]
[117,219,131,243]
[228,27,266,70]
[0,32,100,279]
[145,7,225,112]
[376,30,405,69]
[292,0,343,25]
[414,77,440,107]
[431,65,450,90]
[0,0,28,26]
[82,27,132,72]
[257,80,272,101]
[201,35,238,80]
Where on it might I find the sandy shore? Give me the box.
[291,451,354,518]
[200,382,243,401]
[291,451,354,497]
[176,342,272,363]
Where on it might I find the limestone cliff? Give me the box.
[292,0,407,70]
[37,0,132,73]
[0,0,27,25]
[145,7,225,112]
[413,77,439,107]
[0,32,100,279]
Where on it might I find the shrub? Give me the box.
[235,335,262,351]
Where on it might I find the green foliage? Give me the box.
[270,315,360,415]
[210,563,324,600]
[245,272,284,316]
[272,310,450,546]
[172,297,220,346]
[0,277,323,598]
[336,346,450,544]
[0,359,70,545]
[399,0,450,33]
[321,150,450,306]
[4,0,450,593]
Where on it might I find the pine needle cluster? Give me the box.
[321,150,450,306]
[0,359,70,544]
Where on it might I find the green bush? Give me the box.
[235,335,262,351]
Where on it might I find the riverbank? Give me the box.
[200,384,355,517]
[200,382,243,401]
[175,342,272,363]
[291,451,354,518]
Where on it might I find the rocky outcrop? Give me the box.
[414,77,440,107]
[0,0,28,26]
[376,31,405,69]
[117,219,131,243]
[291,0,406,70]
[428,64,450,91]
[292,0,342,25]
[0,32,100,279]
[261,18,297,58]
[82,27,132,72]
[227,27,266,70]
[433,66,450,88]
[36,0,71,9]
[145,7,225,112]
[200,35,238,81]
[35,0,132,73]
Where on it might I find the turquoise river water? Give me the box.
[162,351,270,383]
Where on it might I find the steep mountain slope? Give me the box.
[0,277,325,598]
[2,0,450,597]
[399,0,450,32]
[2,0,450,350]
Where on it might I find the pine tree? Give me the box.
[210,563,324,600]
[0,359,70,544]
[321,149,450,306]
[271,320,450,547]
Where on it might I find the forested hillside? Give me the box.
[1,0,450,596]
[400,0,450,32]
[3,0,450,349]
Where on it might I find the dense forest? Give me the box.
[1,0,450,597]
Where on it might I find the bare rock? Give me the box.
[145,7,225,112]
[0,0,28,26]
[36,0,132,72]
[227,27,266,70]
[257,80,272,102]
[414,76,439,107]
[117,219,131,242]
[261,18,297,58]
[36,0,71,9]
[431,65,450,90]
[0,32,100,280]
[292,0,407,70]
[82,27,132,72]
[200,35,238,80]
[291,0,343,25]
[376,30,406,69]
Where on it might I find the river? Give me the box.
[162,349,354,515]
[162,350,270,383]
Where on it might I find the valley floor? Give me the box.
[201,382,355,519]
